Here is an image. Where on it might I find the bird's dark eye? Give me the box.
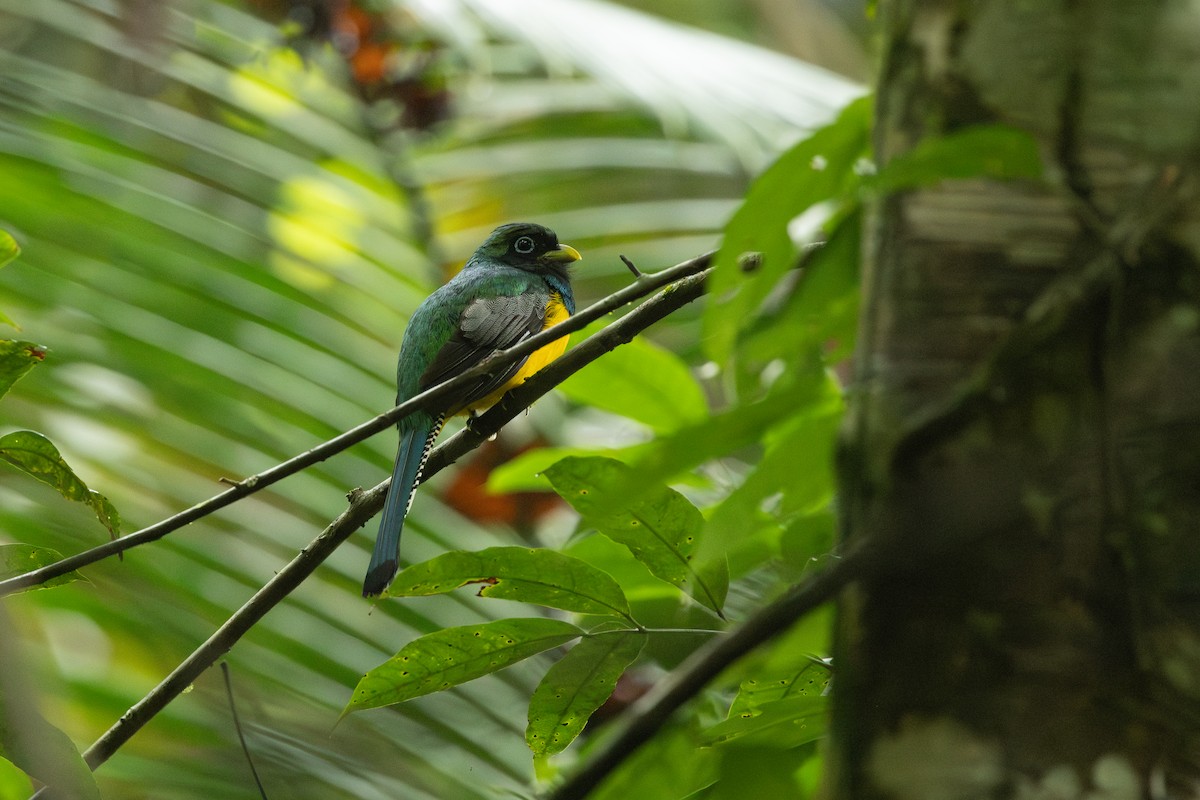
[514,236,536,254]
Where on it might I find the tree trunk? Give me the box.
[834,2,1200,797]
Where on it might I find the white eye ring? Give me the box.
[514,236,536,254]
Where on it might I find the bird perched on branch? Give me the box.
[363,223,581,597]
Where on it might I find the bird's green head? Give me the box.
[473,222,582,274]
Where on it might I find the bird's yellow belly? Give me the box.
[465,294,571,413]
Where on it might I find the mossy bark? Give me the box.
[834,1,1200,797]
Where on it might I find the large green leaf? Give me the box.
[0,342,45,401]
[0,431,121,538]
[544,456,727,618]
[557,332,707,432]
[706,96,872,364]
[620,369,842,503]
[386,546,634,621]
[344,618,582,714]
[738,206,863,369]
[526,630,646,757]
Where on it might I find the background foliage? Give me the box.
[0,0,864,797]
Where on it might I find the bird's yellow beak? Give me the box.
[542,243,582,264]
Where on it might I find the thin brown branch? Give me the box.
[544,540,877,800]
[0,252,713,596]
[77,258,713,772]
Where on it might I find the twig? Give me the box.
[0,252,713,596]
[619,255,642,278]
[221,663,269,800]
[544,539,877,800]
[77,260,713,772]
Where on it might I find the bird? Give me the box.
[363,222,581,597]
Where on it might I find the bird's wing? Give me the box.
[418,290,546,407]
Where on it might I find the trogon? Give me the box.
[363,222,581,597]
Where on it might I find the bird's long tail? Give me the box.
[363,413,444,597]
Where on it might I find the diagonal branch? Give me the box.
[0,253,712,597]
[544,539,877,800]
[74,262,712,774]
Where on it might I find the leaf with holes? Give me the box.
[386,546,633,621]
[701,693,828,749]
[0,431,121,538]
[0,545,85,591]
[527,630,646,757]
[730,660,832,717]
[343,618,582,714]
[545,456,727,618]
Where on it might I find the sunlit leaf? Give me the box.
[386,546,633,621]
[526,631,646,757]
[0,342,45,401]
[0,545,84,591]
[544,456,727,618]
[344,618,582,713]
[706,96,872,364]
[0,231,17,331]
[0,756,33,800]
[558,334,707,432]
[0,231,17,269]
[0,432,121,538]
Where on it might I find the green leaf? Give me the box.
[729,660,832,718]
[526,631,646,757]
[0,231,17,270]
[544,457,728,618]
[558,333,707,432]
[0,695,100,800]
[386,546,633,621]
[739,207,862,368]
[701,693,827,749]
[706,96,872,363]
[0,342,46,401]
[0,431,122,538]
[621,369,842,504]
[344,618,582,714]
[588,723,717,800]
[487,445,642,494]
[867,124,1043,194]
[0,545,85,591]
[0,757,33,800]
[699,396,843,566]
